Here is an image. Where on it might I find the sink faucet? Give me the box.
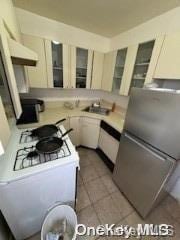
[92,101,101,108]
[75,99,80,108]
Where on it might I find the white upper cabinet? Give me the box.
[22,34,48,88]
[70,46,93,89]
[119,45,138,96]
[154,33,180,79]
[45,40,70,88]
[124,40,155,95]
[101,51,117,91]
[112,48,127,94]
[91,51,104,89]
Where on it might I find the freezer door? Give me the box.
[124,88,180,159]
[113,133,176,218]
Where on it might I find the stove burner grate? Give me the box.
[19,127,63,144]
[14,140,71,171]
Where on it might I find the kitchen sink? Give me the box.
[83,106,110,115]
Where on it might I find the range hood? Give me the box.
[8,38,38,66]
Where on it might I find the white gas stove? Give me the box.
[0,124,79,240]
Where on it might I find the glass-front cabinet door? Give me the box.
[51,41,63,87]
[129,40,155,92]
[112,48,127,94]
[76,48,89,88]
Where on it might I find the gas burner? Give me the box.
[19,127,63,144]
[27,151,39,159]
[14,141,71,171]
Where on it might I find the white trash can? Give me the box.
[41,205,77,240]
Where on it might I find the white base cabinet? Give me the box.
[98,128,119,164]
[69,117,80,146]
[80,117,100,149]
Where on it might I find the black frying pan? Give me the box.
[35,128,73,154]
[31,118,66,138]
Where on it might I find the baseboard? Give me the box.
[96,148,114,172]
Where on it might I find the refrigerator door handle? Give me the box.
[124,133,170,162]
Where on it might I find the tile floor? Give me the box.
[27,147,180,240]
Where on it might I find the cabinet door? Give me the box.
[112,48,127,94]
[91,51,104,89]
[72,47,93,89]
[128,41,155,95]
[45,40,70,88]
[22,34,48,88]
[154,33,180,79]
[69,117,80,146]
[145,36,165,84]
[80,117,100,149]
[0,97,10,149]
[119,45,138,96]
[101,51,117,91]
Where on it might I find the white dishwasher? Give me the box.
[98,120,121,164]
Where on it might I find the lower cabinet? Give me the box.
[80,117,100,149]
[69,117,80,146]
[98,121,120,164]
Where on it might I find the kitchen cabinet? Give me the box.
[70,46,93,89]
[98,121,120,164]
[91,51,104,89]
[154,33,180,79]
[80,117,100,149]
[119,45,138,96]
[69,117,80,146]
[128,40,155,94]
[0,97,10,149]
[22,34,48,88]
[101,51,117,91]
[45,40,70,88]
[112,48,127,94]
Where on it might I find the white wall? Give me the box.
[15,8,110,53]
[110,7,180,50]
[0,0,21,41]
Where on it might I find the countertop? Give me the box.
[18,106,125,133]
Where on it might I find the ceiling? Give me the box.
[13,0,180,37]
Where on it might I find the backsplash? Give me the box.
[20,88,129,109]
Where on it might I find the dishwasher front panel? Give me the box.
[113,133,176,218]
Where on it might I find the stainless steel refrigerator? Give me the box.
[113,88,179,218]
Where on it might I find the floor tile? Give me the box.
[77,205,100,228]
[80,165,99,183]
[80,154,92,168]
[84,178,109,203]
[93,162,111,177]
[147,204,175,225]
[94,195,123,225]
[77,173,83,186]
[76,185,91,212]
[162,195,180,223]
[26,233,40,240]
[101,174,119,194]
[111,191,134,218]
